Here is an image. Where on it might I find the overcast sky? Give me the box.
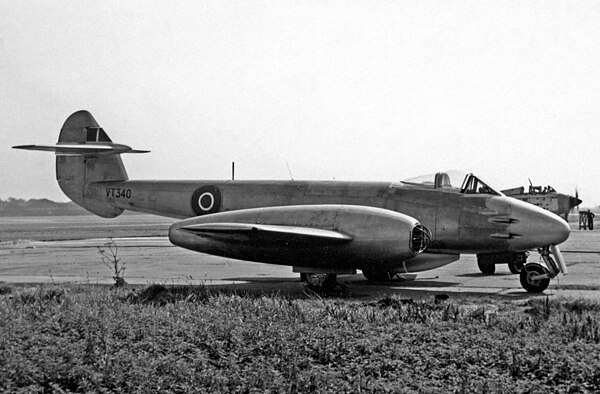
[2,1,600,206]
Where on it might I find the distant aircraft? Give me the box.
[14,111,571,293]
[502,181,582,222]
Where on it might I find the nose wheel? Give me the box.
[519,245,566,293]
[519,263,550,293]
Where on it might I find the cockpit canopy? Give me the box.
[459,173,500,195]
[400,170,502,195]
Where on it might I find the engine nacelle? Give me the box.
[168,204,430,270]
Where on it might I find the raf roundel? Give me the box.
[191,186,221,215]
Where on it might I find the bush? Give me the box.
[1,285,600,392]
[0,284,12,295]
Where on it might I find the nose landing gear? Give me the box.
[520,263,551,293]
[519,245,567,293]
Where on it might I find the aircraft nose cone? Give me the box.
[509,200,571,249]
[541,213,570,245]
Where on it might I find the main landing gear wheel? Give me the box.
[508,252,527,274]
[520,264,550,293]
[362,270,394,283]
[300,273,337,292]
[477,258,495,275]
[508,260,521,274]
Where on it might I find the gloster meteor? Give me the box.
[14,111,570,292]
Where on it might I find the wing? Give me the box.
[180,222,352,245]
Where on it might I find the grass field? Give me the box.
[2,215,600,391]
[1,283,599,393]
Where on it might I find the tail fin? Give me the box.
[13,110,148,218]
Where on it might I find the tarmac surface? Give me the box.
[1,228,599,300]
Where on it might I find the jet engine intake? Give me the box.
[410,224,431,254]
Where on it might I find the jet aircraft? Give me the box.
[13,111,571,293]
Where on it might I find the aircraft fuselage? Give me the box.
[87,179,566,256]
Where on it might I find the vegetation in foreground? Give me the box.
[1,284,600,393]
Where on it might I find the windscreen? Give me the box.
[460,174,501,195]
[401,171,502,195]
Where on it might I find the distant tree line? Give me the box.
[0,198,89,216]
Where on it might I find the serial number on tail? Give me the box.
[106,188,132,199]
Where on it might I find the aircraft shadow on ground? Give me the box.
[204,277,526,300]
[351,279,461,288]
[456,272,514,278]
[175,280,537,300]
[221,276,300,283]
[223,276,461,288]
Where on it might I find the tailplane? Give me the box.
[13,110,148,218]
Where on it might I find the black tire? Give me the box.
[300,273,337,292]
[477,258,495,275]
[519,264,550,293]
[508,262,520,274]
[508,252,527,274]
[362,270,394,283]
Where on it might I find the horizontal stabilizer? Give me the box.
[12,144,149,155]
[180,222,353,244]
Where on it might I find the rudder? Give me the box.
[56,111,128,218]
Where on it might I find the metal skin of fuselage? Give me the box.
[13,110,571,291]
[85,175,571,278]
[96,179,569,255]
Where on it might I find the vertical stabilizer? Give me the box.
[14,110,147,218]
[57,111,128,217]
